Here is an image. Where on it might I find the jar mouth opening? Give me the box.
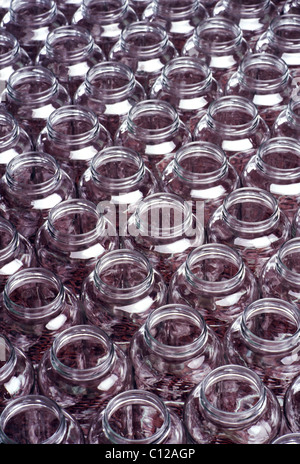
[195,17,243,51]
[0,395,66,444]
[45,25,94,62]
[10,0,57,24]
[153,0,206,17]
[0,335,16,380]
[85,61,135,99]
[0,28,20,64]
[50,325,114,380]
[3,268,65,320]
[174,141,227,183]
[238,53,290,90]
[288,98,300,123]
[199,365,266,425]
[270,15,300,47]
[257,137,300,179]
[103,390,171,444]
[208,96,258,133]
[277,238,300,285]
[0,217,19,260]
[241,298,300,353]
[7,66,58,102]
[0,109,19,146]
[120,21,168,55]
[226,0,271,15]
[144,304,208,359]
[83,0,128,20]
[161,57,213,95]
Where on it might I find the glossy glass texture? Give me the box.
[128,0,152,18]
[272,433,300,444]
[56,0,82,23]
[284,373,300,433]
[272,99,300,142]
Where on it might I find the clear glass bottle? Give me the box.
[130,303,224,416]
[207,187,291,279]
[1,0,68,62]
[1,65,71,145]
[0,217,36,294]
[121,192,205,284]
[181,17,250,91]
[78,146,159,233]
[37,324,132,436]
[0,151,76,243]
[272,433,300,444]
[115,99,192,181]
[161,141,240,227]
[150,57,221,133]
[0,334,35,412]
[284,372,300,433]
[293,208,300,237]
[241,137,300,223]
[0,28,31,96]
[272,98,300,142]
[34,198,118,295]
[88,390,186,444]
[224,297,300,404]
[183,364,282,444]
[74,61,146,139]
[81,249,167,352]
[212,0,278,51]
[193,96,270,175]
[225,53,294,130]
[37,25,106,100]
[168,243,259,339]
[109,21,179,96]
[72,0,138,58]
[0,108,33,178]
[260,237,300,309]
[0,395,84,444]
[36,104,112,185]
[142,0,208,54]
[0,267,83,365]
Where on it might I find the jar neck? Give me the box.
[240,298,300,354]
[173,141,228,185]
[9,0,58,25]
[103,390,171,444]
[144,304,208,360]
[255,137,300,181]
[268,14,300,50]
[286,98,300,126]
[153,0,203,18]
[45,25,95,63]
[0,109,20,148]
[3,268,66,323]
[0,218,21,265]
[275,238,300,287]
[120,21,169,57]
[7,66,58,104]
[222,187,280,235]
[199,365,268,427]
[0,28,22,66]
[0,335,17,383]
[82,0,128,21]
[194,17,244,54]
[0,395,68,444]
[85,61,136,102]
[221,0,271,15]
[50,325,115,382]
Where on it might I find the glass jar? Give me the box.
[181,17,250,91]
[0,108,33,178]
[1,65,71,145]
[283,0,300,14]
[1,0,67,62]
[130,303,224,416]
[78,146,159,234]
[293,208,300,237]
[115,99,192,182]
[72,0,137,58]
[225,53,294,130]
[37,25,106,100]
[128,0,153,18]
[81,249,167,351]
[224,297,300,404]
[0,151,76,243]
[142,0,208,54]
[0,267,83,365]
[56,0,82,23]
[241,137,300,223]
[0,334,34,412]
[260,237,300,308]
[88,390,186,444]
[0,28,31,96]
[193,96,270,175]
[74,61,146,139]
[0,395,84,444]
[272,433,300,444]
[34,198,118,295]
[37,324,132,436]
[168,243,259,339]
[150,57,221,133]
[272,98,300,141]
[212,0,278,51]
[284,372,300,433]
[161,141,240,227]
[183,364,282,444]
[207,187,291,279]
[0,1,9,23]
[0,217,36,294]
[109,21,179,96]
[121,192,205,284]
[36,104,112,185]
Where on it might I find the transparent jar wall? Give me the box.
[272,99,300,142]
[56,0,82,23]
[128,0,152,18]
[284,373,300,433]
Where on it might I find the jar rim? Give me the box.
[276,237,300,286]
[269,14,300,47]
[0,108,19,147]
[45,25,95,62]
[120,21,169,56]
[256,137,300,179]
[152,0,206,17]
[161,57,213,95]
[9,0,58,25]
[194,17,244,52]
[207,96,259,134]
[0,217,20,261]
[0,27,21,65]
[82,0,129,20]
[7,66,58,103]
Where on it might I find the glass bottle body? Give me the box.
[0,151,76,242]
[0,395,84,444]
[207,187,291,279]
[74,61,146,139]
[130,304,224,416]
[150,57,221,133]
[36,25,106,100]
[88,390,186,444]
[272,99,300,142]
[0,267,83,365]
[284,373,300,433]
[183,364,282,444]
[168,243,259,339]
